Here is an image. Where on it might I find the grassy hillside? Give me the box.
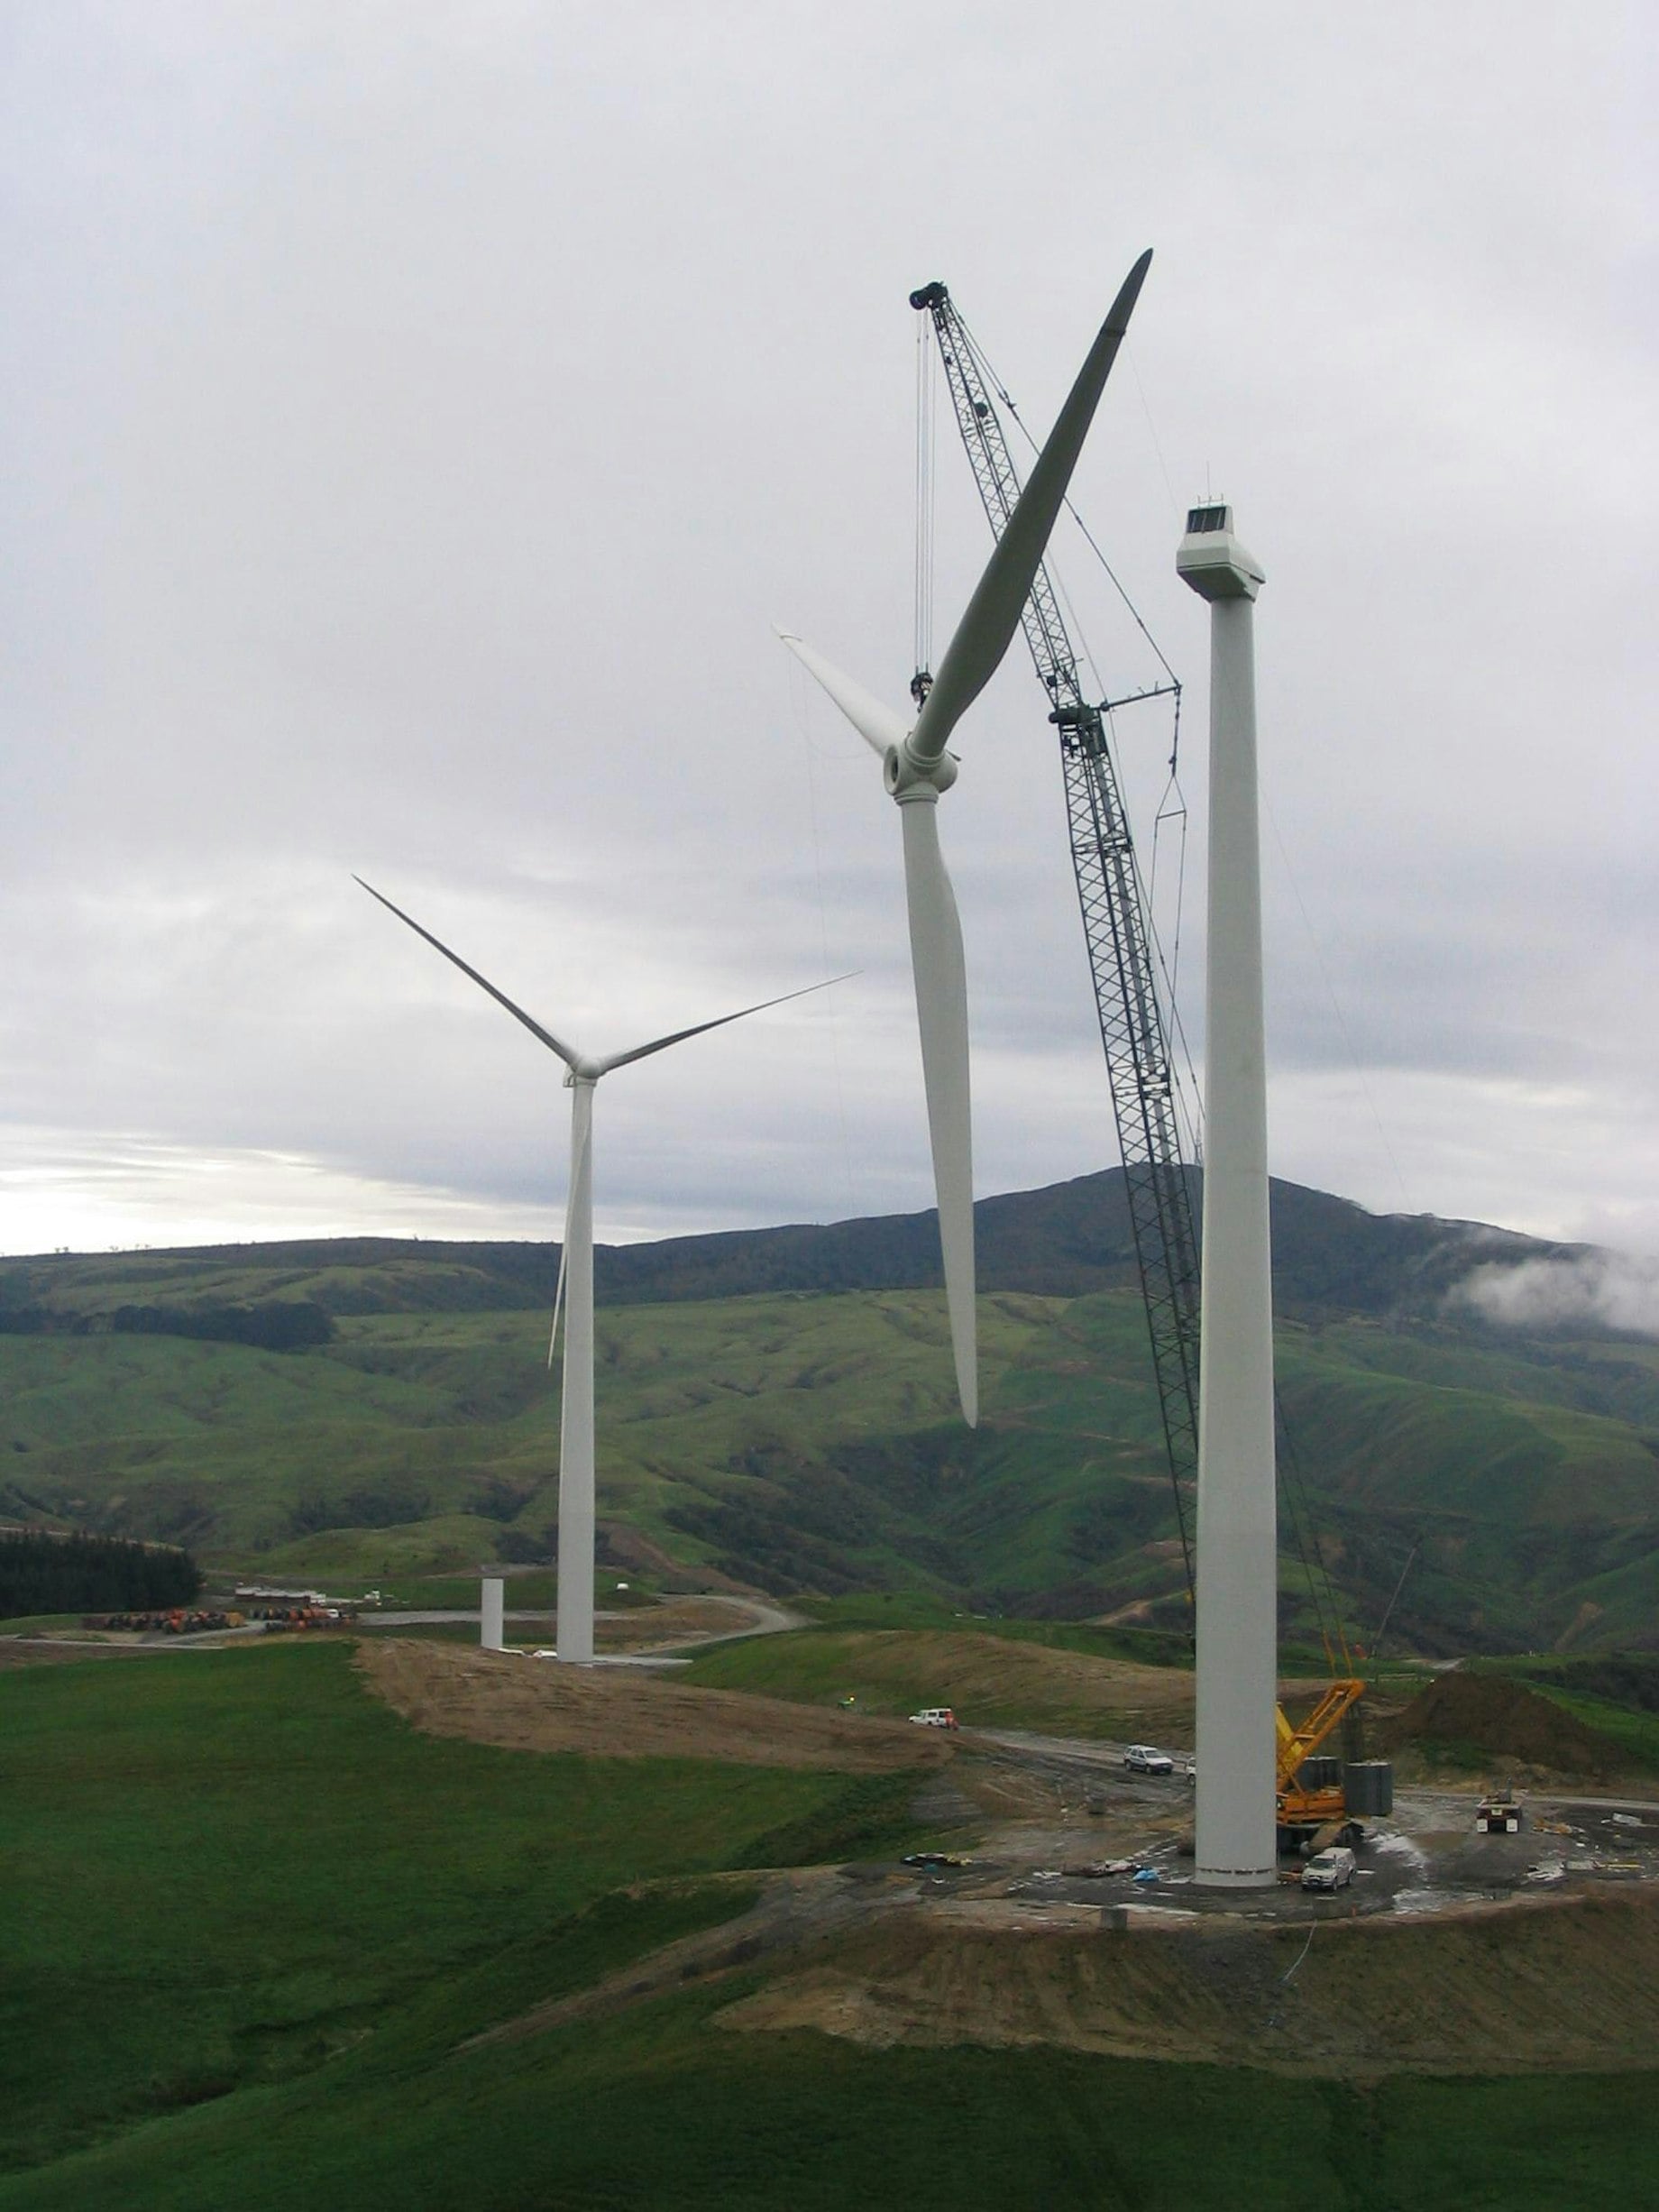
[4,1643,1656,2210]
[4,1170,1657,1655]
[0,1639,912,2182]
[4,1274,1657,1653]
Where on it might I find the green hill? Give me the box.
[6,1643,1654,2209]
[2,1175,1655,1656]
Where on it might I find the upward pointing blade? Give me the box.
[909,249,1152,766]
[900,800,976,1427]
[355,878,582,1068]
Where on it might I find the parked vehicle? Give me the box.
[908,1707,958,1730]
[1475,1794,1523,1833]
[1300,1846,1357,1890]
[1123,1744,1175,1775]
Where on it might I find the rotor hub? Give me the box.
[885,741,958,803]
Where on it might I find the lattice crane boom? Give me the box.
[911,280,1202,1598]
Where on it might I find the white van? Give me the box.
[1300,1846,1356,1891]
[908,1707,959,1730]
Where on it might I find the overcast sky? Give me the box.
[3,3,1654,1263]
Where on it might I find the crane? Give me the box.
[913,281,1385,1851]
[909,280,1200,1594]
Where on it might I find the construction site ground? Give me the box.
[354,1635,1659,2078]
[14,1612,1657,2075]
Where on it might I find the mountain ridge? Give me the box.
[0,1167,1593,1327]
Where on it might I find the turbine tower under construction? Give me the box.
[1178,503,1277,1887]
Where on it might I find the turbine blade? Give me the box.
[775,627,909,758]
[355,877,582,1069]
[547,1112,591,1368]
[591,972,857,1078]
[546,1233,569,1371]
[900,802,977,1427]
[909,249,1152,766]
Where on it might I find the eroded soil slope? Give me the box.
[357,1637,951,1771]
[718,1886,1659,2076]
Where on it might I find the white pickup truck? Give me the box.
[1123,1744,1175,1775]
[1300,1846,1356,1890]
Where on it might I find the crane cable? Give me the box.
[948,310,1180,688]
[913,316,937,695]
[949,306,1203,1156]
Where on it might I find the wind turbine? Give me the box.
[357,877,842,1664]
[778,250,1152,1429]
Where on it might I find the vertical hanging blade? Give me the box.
[547,1106,591,1370]
[900,799,977,1427]
[546,1242,568,1371]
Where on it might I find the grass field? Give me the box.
[0,1639,918,2182]
[6,1638,1659,2207]
[11,1973,1659,2212]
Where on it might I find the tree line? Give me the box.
[0,1302,335,1351]
[0,1530,203,1616]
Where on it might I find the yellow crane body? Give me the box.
[1275,1677,1366,1840]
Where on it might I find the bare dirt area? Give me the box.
[713,1885,1659,2077]
[1377,1670,1628,1782]
[0,1638,131,1668]
[355,1637,952,1771]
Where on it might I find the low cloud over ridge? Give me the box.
[1453,1253,1659,1340]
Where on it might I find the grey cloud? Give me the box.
[1,3,1652,1259]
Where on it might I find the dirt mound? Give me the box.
[717,1888,1659,2076]
[1377,1671,1622,1777]
[356,1638,950,1771]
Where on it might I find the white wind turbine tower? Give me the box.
[779,250,1152,1428]
[1176,503,1276,1887]
[358,878,840,1664]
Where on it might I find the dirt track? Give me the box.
[356,1637,952,1771]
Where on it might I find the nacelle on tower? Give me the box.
[1177,504,1265,602]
